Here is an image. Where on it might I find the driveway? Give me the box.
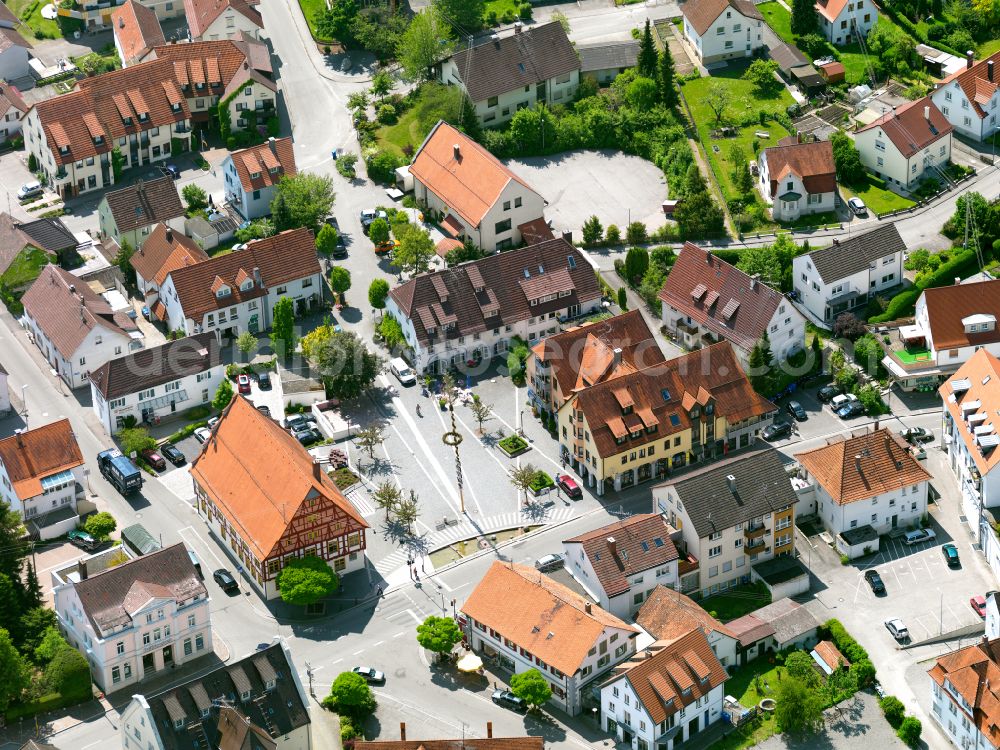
[505,150,668,238]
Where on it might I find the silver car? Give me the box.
[884,618,909,641]
[848,196,868,216]
[535,553,564,572]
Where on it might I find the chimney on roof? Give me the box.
[833,238,840,245]
[750,274,759,290]
[584,602,592,614]
[312,460,323,483]
[968,50,975,69]
[562,230,572,244]
[399,723,406,741]
[726,474,737,495]
[15,429,23,448]
[165,228,173,243]
[69,284,76,294]
[514,21,522,33]
[492,33,501,48]
[77,559,88,581]
[924,105,930,121]
[607,536,617,558]
[486,722,493,738]
[253,266,261,285]
[118,15,124,27]
[453,143,461,160]
[956,277,962,285]
[705,249,712,264]
[612,347,622,368]
[989,60,995,82]
[268,136,276,154]
[854,453,862,474]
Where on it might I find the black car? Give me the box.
[837,401,865,419]
[258,371,272,390]
[762,422,792,441]
[865,569,886,595]
[817,385,840,403]
[786,400,807,421]
[161,443,186,466]
[213,568,239,592]
[491,690,527,712]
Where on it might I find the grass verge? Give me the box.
[843,177,916,215]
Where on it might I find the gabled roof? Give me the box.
[184,0,262,39]
[727,598,817,641]
[0,419,84,498]
[637,586,736,642]
[682,0,762,36]
[857,97,953,158]
[530,310,665,399]
[813,640,850,671]
[795,427,931,505]
[564,514,679,597]
[150,38,273,90]
[606,628,728,725]
[102,176,184,233]
[190,396,367,561]
[928,638,1000,748]
[0,212,76,276]
[388,238,600,349]
[938,51,1000,120]
[112,0,165,65]
[461,561,637,676]
[814,0,850,22]
[762,140,836,197]
[768,42,808,75]
[410,120,538,230]
[939,349,1000,477]
[227,137,296,193]
[130,224,209,286]
[356,739,543,750]
[166,228,320,321]
[73,544,205,634]
[577,40,639,73]
[89,332,220,401]
[0,23,29,52]
[0,84,27,117]
[655,441,794,537]
[448,22,580,103]
[799,223,905,285]
[658,243,790,351]
[21,264,139,359]
[923,278,1000,350]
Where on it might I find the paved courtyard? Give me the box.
[752,691,905,750]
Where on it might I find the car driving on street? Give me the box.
[353,666,385,684]
[213,568,238,592]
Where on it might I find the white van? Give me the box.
[390,357,416,385]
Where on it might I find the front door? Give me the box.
[162,645,173,666]
[892,514,898,528]
[142,652,155,674]
[536,82,547,103]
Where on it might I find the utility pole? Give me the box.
[305,662,314,697]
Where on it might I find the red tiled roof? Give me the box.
[112,0,165,65]
[130,224,209,286]
[939,350,1000,478]
[636,586,736,641]
[682,0,762,35]
[928,638,1000,747]
[923,278,1000,350]
[0,419,83,498]
[762,140,836,197]
[518,217,555,246]
[0,84,27,117]
[229,137,296,192]
[938,51,1000,121]
[184,0,262,39]
[814,640,850,670]
[857,97,953,159]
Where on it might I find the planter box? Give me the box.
[498,437,531,458]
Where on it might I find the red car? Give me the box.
[141,448,166,471]
[237,374,251,394]
[972,595,988,618]
[557,474,582,499]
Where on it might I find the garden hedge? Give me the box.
[869,247,978,323]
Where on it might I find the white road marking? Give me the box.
[393,631,406,638]
[372,640,384,647]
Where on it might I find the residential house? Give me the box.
[562,514,682,619]
[561,342,777,496]
[89,332,223,433]
[795,427,931,556]
[577,40,639,86]
[222,136,296,220]
[855,98,953,190]
[877,277,1000,390]
[157,227,322,336]
[461,560,638,716]
[437,22,580,126]
[0,20,30,86]
[0,83,28,141]
[99,177,185,249]
[112,0,165,67]
[0,362,8,414]
[930,51,1000,143]
[658,243,806,367]
[0,419,85,539]
[527,309,666,420]
[725,598,819,664]
[410,120,545,252]
[636,586,739,668]
[792,223,906,326]
[814,0,877,45]
[51,543,212,693]
[651,442,796,597]
[0,211,79,282]
[21,264,143,388]
[385,237,601,374]
[119,640,311,750]
[600,628,728,750]
[190,395,369,600]
[757,140,836,222]
[928,637,1000,749]
[66,0,182,29]
[681,0,764,65]
[129,223,209,302]
[357,726,542,750]
[184,0,262,41]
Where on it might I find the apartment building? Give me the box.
[222,137,296,220]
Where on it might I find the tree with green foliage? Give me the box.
[605,224,621,245]
[84,511,117,541]
[582,215,604,246]
[509,105,558,154]
[212,378,234,410]
[398,8,451,82]
[34,626,67,663]
[747,340,770,394]
[470,397,493,434]
[378,315,405,349]
[675,191,725,239]
[182,184,208,213]
[775,676,824,735]
[853,333,883,370]
[705,82,731,127]
[372,481,402,520]
[658,47,678,107]
[626,221,648,245]
[354,425,384,463]
[45,643,91,699]
[114,238,136,287]
[617,286,628,310]
[684,163,708,196]
[509,463,540,504]
[637,19,658,77]
[395,491,418,532]
[326,671,376,716]
[446,238,486,265]
[624,247,650,284]
[370,69,394,102]
[736,235,793,290]
[880,695,906,728]
[729,144,749,190]
[394,227,435,276]
[18,607,56,656]
[270,173,336,233]
[271,296,296,359]
[0,628,27,712]
[783,651,821,686]
[626,76,659,110]
[234,218,276,244]
[329,266,351,304]
[237,331,257,358]
[897,716,921,747]
[314,331,384,399]
[791,0,818,35]
[111,147,124,182]
[28,152,37,172]
[316,224,340,257]
[336,152,359,179]
[830,131,866,186]
[368,218,390,245]
[416,615,463,660]
[276,555,340,606]
[433,0,484,34]
[314,0,358,43]
[742,59,780,94]
[119,427,156,457]
[511,668,552,709]
[904,248,930,271]
[368,278,390,309]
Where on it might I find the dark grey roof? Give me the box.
[144,642,310,750]
[102,175,183,233]
[577,40,639,73]
[769,42,808,75]
[752,598,819,644]
[19,217,78,253]
[804,223,906,285]
[751,556,808,586]
[89,332,220,401]
[449,22,580,103]
[839,524,879,545]
[655,442,797,536]
[121,523,162,556]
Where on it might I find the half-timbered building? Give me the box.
[190,395,368,600]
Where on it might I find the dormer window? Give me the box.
[173,718,184,729]
[123,116,132,125]
[265,679,276,691]
[59,145,69,154]
[269,166,280,174]
[93,135,103,145]
[200,708,210,718]
[250,171,260,180]
[138,112,148,122]
[240,690,250,701]
[216,286,231,298]
[172,102,181,112]
[241,279,253,291]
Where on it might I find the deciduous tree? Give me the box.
[510,668,552,708]
[582,215,603,246]
[354,425,385,463]
[368,217,390,245]
[329,266,351,304]
[271,296,297,359]
[316,224,340,257]
[416,615,462,660]
[705,82,731,126]
[212,378,234,410]
[368,278,390,309]
[327,671,376,716]
[83,511,117,541]
[277,555,339,606]
[398,8,451,82]
[469,398,493,434]
[394,226,435,276]
[774,677,824,735]
[270,173,336,233]
[791,0,818,36]
[181,184,208,213]
[372,481,402,520]
[237,331,257,357]
[830,131,866,186]
[0,628,28,712]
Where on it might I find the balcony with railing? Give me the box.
[745,537,767,554]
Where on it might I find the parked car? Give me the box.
[237,374,251,394]
[884,618,909,641]
[786,400,807,421]
[207,416,219,428]
[257,371,272,390]
[295,427,323,446]
[140,448,166,471]
[16,181,43,200]
[900,427,933,444]
[164,164,180,179]
[285,413,316,430]
[360,208,387,232]
[830,393,859,411]
[848,196,868,216]
[257,405,271,417]
[213,568,239,592]
[352,666,385,684]
[864,569,886,595]
[762,422,792,441]
[68,529,98,550]
[972,595,989,617]
[836,401,864,419]
[161,443,186,466]
[491,690,527,712]
[557,474,582,499]
[390,357,416,386]
[942,543,960,567]
[194,427,212,443]
[817,384,840,403]
[534,553,565,572]
[904,528,937,545]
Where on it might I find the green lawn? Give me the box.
[980,38,1000,57]
[710,659,782,750]
[297,0,332,42]
[698,582,772,623]
[843,177,916,215]
[484,0,523,22]
[377,109,424,159]
[0,247,51,289]
[757,2,794,44]
[375,83,467,159]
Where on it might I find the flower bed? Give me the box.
[528,470,555,495]
[498,434,530,458]
[331,467,360,491]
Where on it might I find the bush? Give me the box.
[822,619,869,664]
[897,716,921,747]
[870,247,977,323]
[625,221,648,245]
[880,695,906,728]
[605,224,621,245]
[44,646,91,701]
[377,104,397,124]
[365,149,404,184]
